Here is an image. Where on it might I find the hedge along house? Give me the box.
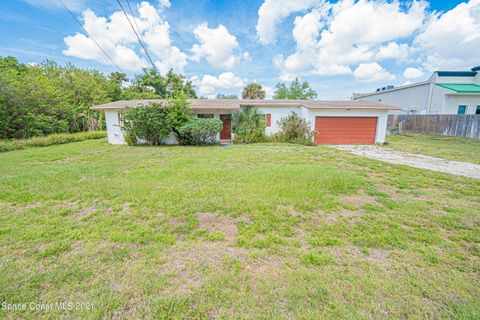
[90,99,399,145]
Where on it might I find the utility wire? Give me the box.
[57,0,125,73]
[126,0,144,43]
[115,0,158,73]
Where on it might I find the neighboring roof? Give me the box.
[352,80,432,99]
[436,83,480,93]
[436,71,477,77]
[90,99,398,110]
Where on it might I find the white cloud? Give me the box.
[403,67,424,79]
[63,2,188,74]
[273,0,426,80]
[263,85,275,99]
[158,0,171,8]
[190,23,240,69]
[353,63,395,82]
[256,0,318,45]
[190,72,246,96]
[414,0,480,71]
[23,0,85,12]
[242,51,252,62]
[376,42,410,60]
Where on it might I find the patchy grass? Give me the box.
[0,140,479,319]
[0,131,107,153]
[386,133,480,164]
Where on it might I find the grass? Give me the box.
[0,131,107,153]
[386,133,480,164]
[0,139,479,319]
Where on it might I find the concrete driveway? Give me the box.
[334,145,480,179]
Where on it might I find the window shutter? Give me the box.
[266,114,271,127]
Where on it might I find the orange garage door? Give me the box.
[314,117,377,144]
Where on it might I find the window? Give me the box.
[476,105,480,115]
[265,114,271,127]
[118,113,125,127]
[197,114,214,118]
[457,105,467,114]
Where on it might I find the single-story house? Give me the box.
[90,99,398,145]
[352,65,480,115]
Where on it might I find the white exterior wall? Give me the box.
[105,110,125,144]
[444,95,480,114]
[306,109,389,143]
[354,83,431,114]
[255,106,303,135]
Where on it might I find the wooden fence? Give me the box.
[388,114,480,139]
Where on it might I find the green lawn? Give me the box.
[0,139,479,319]
[386,133,480,164]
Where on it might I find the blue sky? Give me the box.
[1,0,478,99]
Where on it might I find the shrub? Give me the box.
[121,96,192,146]
[0,131,106,153]
[177,118,222,145]
[122,103,171,145]
[276,111,315,145]
[232,106,266,143]
[124,132,137,146]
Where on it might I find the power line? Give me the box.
[57,0,125,74]
[115,0,158,73]
[126,0,143,43]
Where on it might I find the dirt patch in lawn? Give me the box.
[158,242,248,296]
[339,191,377,207]
[197,212,239,241]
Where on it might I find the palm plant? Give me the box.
[242,83,266,99]
[232,106,266,143]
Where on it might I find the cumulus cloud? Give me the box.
[190,23,241,69]
[256,0,318,45]
[403,67,424,79]
[414,0,480,71]
[190,72,246,96]
[63,1,187,73]
[353,63,395,82]
[271,0,427,81]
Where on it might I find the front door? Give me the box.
[220,114,232,140]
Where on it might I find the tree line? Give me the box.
[0,55,317,139]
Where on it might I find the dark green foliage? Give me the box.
[242,83,266,99]
[275,111,315,145]
[232,106,267,143]
[0,56,198,139]
[273,78,318,100]
[122,103,171,145]
[177,118,222,145]
[215,93,238,99]
[165,93,193,137]
[0,131,106,153]
[131,68,197,99]
[122,97,192,145]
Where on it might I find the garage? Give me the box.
[314,117,377,144]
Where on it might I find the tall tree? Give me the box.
[216,93,238,99]
[242,83,266,99]
[133,68,197,98]
[273,78,317,100]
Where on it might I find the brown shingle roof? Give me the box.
[90,99,398,110]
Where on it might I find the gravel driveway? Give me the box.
[334,145,480,179]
